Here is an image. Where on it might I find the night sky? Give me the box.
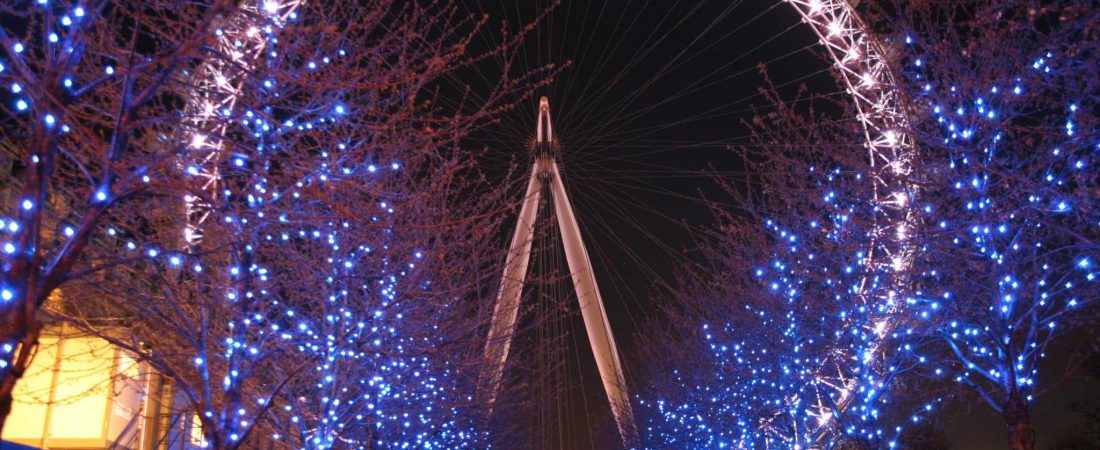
[467,0,833,343]
[458,1,1098,448]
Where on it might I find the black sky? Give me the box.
[468,0,834,343]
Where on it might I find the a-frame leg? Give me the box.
[481,159,547,408]
[547,160,638,445]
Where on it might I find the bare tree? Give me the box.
[872,2,1099,449]
[0,0,254,429]
[636,78,915,448]
[637,1,1098,449]
[1,0,552,444]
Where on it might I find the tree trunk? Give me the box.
[1003,394,1035,450]
[0,313,41,435]
[0,341,32,434]
[0,373,17,434]
[204,429,225,450]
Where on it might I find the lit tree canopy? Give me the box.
[638,1,1097,449]
[1,0,548,447]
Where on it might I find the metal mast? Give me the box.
[483,97,638,446]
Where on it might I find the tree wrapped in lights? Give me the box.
[0,0,546,444]
[637,82,920,449]
[640,1,1098,449]
[0,0,248,427]
[883,1,1098,448]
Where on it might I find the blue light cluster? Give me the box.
[0,1,487,448]
[640,163,923,448]
[640,14,1095,450]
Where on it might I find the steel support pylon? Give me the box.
[482,97,638,446]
